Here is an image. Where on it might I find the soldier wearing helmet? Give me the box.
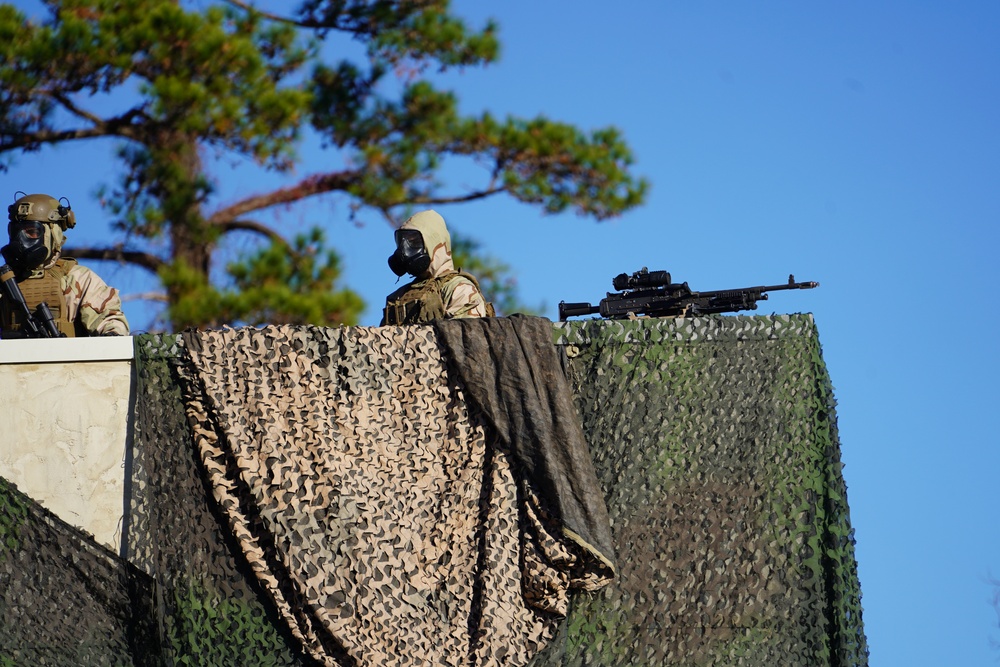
[0,192,129,338]
[381,210,494,326]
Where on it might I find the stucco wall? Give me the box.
[0,337,133,553]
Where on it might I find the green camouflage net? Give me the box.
[529,314,867,666]
[0,477,160,666]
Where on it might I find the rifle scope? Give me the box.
[613,268,673,291]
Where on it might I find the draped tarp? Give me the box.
[175,322,614,667]
[434,315,616,574]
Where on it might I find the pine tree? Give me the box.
[0,0,647,329]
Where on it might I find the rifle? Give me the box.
[0,263,65,338]
[559,267,819,321]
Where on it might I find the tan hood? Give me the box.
[42,224,65,268]
[399,210,454,279]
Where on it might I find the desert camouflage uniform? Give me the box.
[0,256,129,338]
[381,210,493,326]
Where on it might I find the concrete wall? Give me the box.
[0,337,133,554]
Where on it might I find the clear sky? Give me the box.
[4,2,1000,665]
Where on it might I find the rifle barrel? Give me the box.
[691,280,818,299]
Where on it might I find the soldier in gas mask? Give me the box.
[1,192,129,338]
[381,210,494,326]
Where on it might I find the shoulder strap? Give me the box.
[48,257,78,283]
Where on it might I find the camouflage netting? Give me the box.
[0,314,866,666]
[0,477,160,666]
[528,314,867,666]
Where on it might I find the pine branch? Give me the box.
[403,186,508,207]
[224,0,325,29]
[215,218,291,247]
[48,92,146,137]
[65,246,165,275]
[0,127,112,152]
[207,171,358,223]
[48,92,105,126]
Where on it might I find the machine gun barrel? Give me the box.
[689,275,819,301]
[558,301,601,321]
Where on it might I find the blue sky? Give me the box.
[5,2,1000,664]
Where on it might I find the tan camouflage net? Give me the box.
[529,314,867,666]
[174,323,612,667]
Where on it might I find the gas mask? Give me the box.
[2,220,51,273]
[388,229,431,277]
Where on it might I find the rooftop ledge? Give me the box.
[0,335,134,364]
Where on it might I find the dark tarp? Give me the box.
[434,314,616,574]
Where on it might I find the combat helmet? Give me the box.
[3,192,76,272]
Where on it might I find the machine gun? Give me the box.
[558,268,819,321]
[0,263,64,338]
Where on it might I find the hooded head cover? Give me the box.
[3,193,74,272]
[389,210,454,279]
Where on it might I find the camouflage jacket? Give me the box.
[382,270,492,326]
[0,258,130,337]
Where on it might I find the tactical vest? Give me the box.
[0,259,80,338]
[382,271,495,326]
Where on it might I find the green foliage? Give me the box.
[161,228,363,329]
[298,0,500,68]
[0,0,647,330]
[313,78,648,219]
[221,228,365,327]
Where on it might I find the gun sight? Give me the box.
[613,268,673,291]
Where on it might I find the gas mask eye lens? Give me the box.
[14,221,45,245]
[395,230,423,254]
[19,223,42,240]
